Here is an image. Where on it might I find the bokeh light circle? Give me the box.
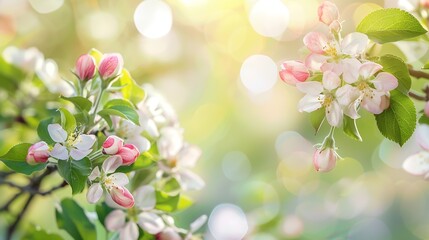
[222,151,252,181]
[134,0,173,39]
[28,0,64,14]
[208,203,248,240]
[240,54,278,94]
[249,0,289,38]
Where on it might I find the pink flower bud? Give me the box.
[329,20,341,32]
[26,141,50,165]
[98,53,123,80]
[102,136,124,155]
[313,148,337,172]
[117,144,140,166]
[75,54,96,81]
[425,102,429,117]
[109,186,134,208]
[156,228,181,240]
[279,61,310,85]
[318,1,339,26]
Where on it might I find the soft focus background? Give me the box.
[1,0,429,239]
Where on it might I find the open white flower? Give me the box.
[48,123,96,160]
[87,155,134,208]
[110,118,151,153]
[157,127,205,191]
[296,71,350,127]
[403,125,429,179]
[36,59,74,97]
[2,46,44,72]
[341,61,398,114]
[105,185,165,240]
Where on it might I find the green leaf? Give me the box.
[357,8,427,43]
[23,225,62,240]
[56,198,97,240]
[343,116,362,141]
[98,105,140,128]
[61,96,92,112]
[130,168,157,191]
[375,90,416,146]
[116,152,154,173]
[155,191,193,212]
[58,108,77,134]
[377,55,411,94]
[117,69,146,105]
[309,108,325,134]
[157,178,181,196]
[37,118,55,145]
[419,114,429,124]
[103,98,135,109]
[423,61,429,69]
[57,158,91,194]
[0,143,46,175]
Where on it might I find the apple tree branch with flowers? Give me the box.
[0,48,206,239]
[279,1,429,174]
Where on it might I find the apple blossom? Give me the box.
[26,141,50,165]
[48,124,96,160]
[75,54,96,81]
[296,71,350,127]
[157,228,182,240]
[109,118,151,152]
[117,144,140,166]
[87,155,134,208]
[318,1,339,26]
[421,0,429,8]
[403,125,429,178]
[36,59,74,97]
[102,135,124,155]
[157,127,205,190]
[279,61,310,85]
[99,53,123,80]
[2,46,44,72]
[341,61,398,114]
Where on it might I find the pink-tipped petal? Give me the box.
[372,72,398,92]
[359,61,383,79]
[313,148,337,172]
[75,54,96,81]
[279,61,310,85]
[303,32,329,54]
[117,144,140,166]
[305,53,329,71]
[322,71,341,90]
[109,186,135,208]
[99,53,123,80]
[102,136,124,155]
[318,1,339,25]
[341,32,369,56]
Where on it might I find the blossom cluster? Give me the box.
[279,1,399,172]
[6,47,207,239]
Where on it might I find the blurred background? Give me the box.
[1,0,429,239]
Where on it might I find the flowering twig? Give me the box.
[408,67,429,80]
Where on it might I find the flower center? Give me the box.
[322,94,334,108]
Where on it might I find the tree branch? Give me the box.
[409,67,429,80]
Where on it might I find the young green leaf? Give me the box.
[116,152,154,173]
[375,90,416,146]
[155,191,180,212]
[343,116,362,141]
[95,203,113,228]
[117,69,146,105]
[58,108,77,134]
[103,98,135,109]
[377,55,411,94]
[55,198,97,240]
[88,48,103,65]
[0,143,47,175]
[37,118,55,145]
[357,8,427,43]
[57,157,91,194]
[98,105,140,128]
[61,96,92,112]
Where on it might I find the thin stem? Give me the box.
[6,194,34,239]
[409,91,426,101]
[409,67,429,80]
[92,88,104,118]
[0,192,24,212]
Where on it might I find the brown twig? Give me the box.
[409,67,429,80]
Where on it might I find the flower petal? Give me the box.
[70,148,92,160]
[73,134,96,151]
[50,143,69,160]
[134,185,156,211]
[325,101,343,127]
[48,123,67,143]
[105,209,126,231]
[88,167,101,181]
[341,58,361,84]
[359,61,382,79]
[109,173,129,187]
[322,71,340,90]
[176,169,205,191]
[109,186,135,208]
[102,155,123,174]
[416,124,429,151]
[341,32,369,56]
[86,183,103,204]
[304,53,329,71]
[303,32,329,54]
[126,136,151,153]
[119,222,139,240]
[177,145,201,168]
[403,151,429,176]
[372,72,398,92]
[157,127,184,160]
[335,84,360,107]
[190,215,208,233]
[137,212,165,234]
[296,81,323,95]
[361,92,383,114]
[298,94,323,113]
